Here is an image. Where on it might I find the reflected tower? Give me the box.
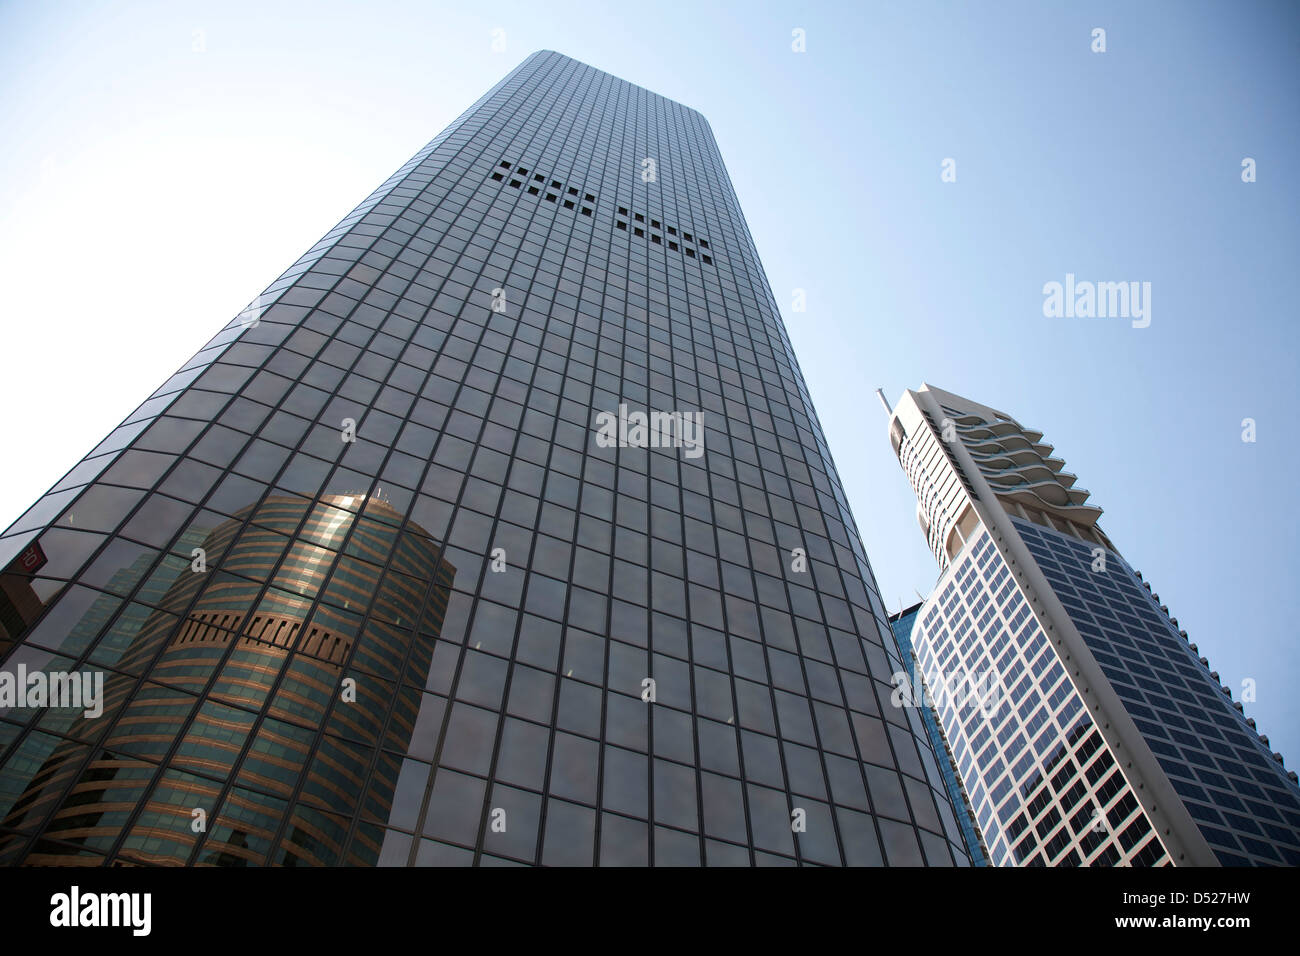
[1,495,453,865]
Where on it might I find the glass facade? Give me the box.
[914,529,1169,867]
[889,604,987,865]
[0,51,968,866]
[1016,518,1300,866]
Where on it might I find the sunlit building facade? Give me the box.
[0,52,970,866]
[888,602,987,865]
[885,383,1300,866]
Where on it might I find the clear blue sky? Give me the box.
[0,0,1296,767]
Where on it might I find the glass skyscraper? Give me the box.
[0,51,970,866]
[889,603,987,865]
[885,384,1300,866]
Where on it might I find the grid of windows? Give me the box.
[1015,517,1300,866]
[0,51,966,866]
[895,423,963,565]
[914,527,1167,866]
[890,606,986,865]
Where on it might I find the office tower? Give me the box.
[888,602,987,865]
[0,51,971,867]
[885,384,1300,866]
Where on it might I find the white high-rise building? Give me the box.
[884,384,1300,866]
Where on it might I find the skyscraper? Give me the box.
[888,602,987,865]
[885,384,1300,866]
[0,51,970,866]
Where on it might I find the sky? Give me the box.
[0,0,1296,766]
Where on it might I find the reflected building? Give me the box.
[0,495,453,865]
[0,51,970,866]
[0,544,47,658]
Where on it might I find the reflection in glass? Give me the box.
[1,493,454,865]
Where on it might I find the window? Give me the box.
[0,51,980,871]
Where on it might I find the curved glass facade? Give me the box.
[0,51,967,866]
[1,495,453,865]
